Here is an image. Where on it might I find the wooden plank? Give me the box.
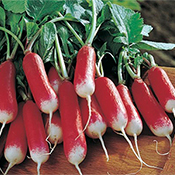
[0,66,175,174]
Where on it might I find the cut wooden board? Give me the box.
[0,66,175,175]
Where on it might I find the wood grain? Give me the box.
[0,66,175,175]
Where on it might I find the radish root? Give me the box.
[120,128,163,170]
[0,167,4,174]
[172,108,175,118]
[4,162,15,175]
[98,132,109,162]
[0,121,6,137]
[75,164,83,175]
[37,162,41,175]
[153,137,171,156]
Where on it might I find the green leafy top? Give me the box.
[0,0,175,99]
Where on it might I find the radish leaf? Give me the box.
[133,40,175,51]
[38,22,57,61]
[26,0,65,21]
[109,3,143,45]
[0,7,5,27]
[2,0,26,14]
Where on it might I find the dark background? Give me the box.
[139,0,175,66]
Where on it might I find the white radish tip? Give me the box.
[75,164,83,175]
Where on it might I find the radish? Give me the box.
[117,84,143,137]
[74,45,96,133]
[147,55,175,115]
[58,80,87,175]
[116,50,143,164]
[0,60,18,137]
[48,66,62,94]
[79,94,109,161]
[4,102,27,175]
[22,51,59,136]
[131,78,173,144]
[23,100,50,175]
[44,110,63,153]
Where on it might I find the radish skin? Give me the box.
[148,66,175,114]
[22,52,59,135]
[4,102,27,175]
[79,95,109,161]
[117,84,143,136]
[0,60,18,136]
[131,78,173,144]
[58,80,87,175]
[23,100,49,175]
[48,66,62,94]
[74,45,96,133]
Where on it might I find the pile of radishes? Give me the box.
[0,0,175,174]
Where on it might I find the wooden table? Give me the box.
[0,66,175,175]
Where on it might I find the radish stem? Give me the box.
[0,26,24,52]
[58,12,85,46]
[55,34,69,79]
[85,0,97,45]
[25,28,41,54]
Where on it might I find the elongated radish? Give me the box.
[117,83,144,171]
[48,66,62,94]
[44,110,63,153]
[0,60,18,136]
[131,78,173,144]
[22,52,59,136]
[79,95,109,161]
[58,80,87,175]
[23,100,50,175]
[4,102,27,175]
[94,77,128,130]
[74,45,96,133]
[148,65,175,115]
[117,84,143,136]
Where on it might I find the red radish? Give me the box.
[148,65,175,115]
[23,100,50,175]
[4,102,27,175]
[131,78,173,144]
[0,60,18,136]
[117,84,143,137]
[73,45,96,132]
[58,80,87,175]
[117,83,144,171]
[48,66,62,94]
[22,52,59,135]
[79,95,109,161]
[94,77,128,130]
[44,110,63,153]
